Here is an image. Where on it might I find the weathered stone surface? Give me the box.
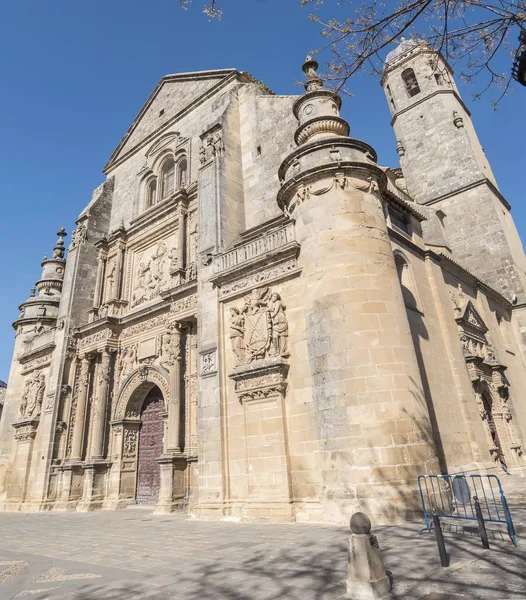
[0,47,525,524]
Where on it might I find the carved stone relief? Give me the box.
[219,259,299,299]
[117,345,138,384]
[131,239,177,308]
[200,349,217,376]
[78,328,118,350]
[71,220,88,249]
[19,371,46,419]
[228,287,289,366]
[154,323,181,372]
[123,428,139,459]
[199,126,223,165]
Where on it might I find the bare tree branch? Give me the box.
[177,0,526,103]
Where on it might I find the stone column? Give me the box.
[166,324,183,453]
[89,349,112,459]
[70,355,91,462]
[177,210,187,272]
[114,243,125,300]
[93,252,106,310]
[154,455,187,514]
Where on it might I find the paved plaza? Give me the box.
[0,484,525,600]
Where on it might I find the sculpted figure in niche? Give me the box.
[72,222,87,248]
[132,262,150,307]
[168,245,178,272]
[229,308,245,365]
[269,293,289,357]
[156,331,175,371]
[106,260,117,300]
[119,345,137,382]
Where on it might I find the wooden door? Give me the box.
[136,388,164,504]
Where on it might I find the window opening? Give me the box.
[161,159,175,199]
[401,68,421,97]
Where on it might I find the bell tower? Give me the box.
[381,39,526,305]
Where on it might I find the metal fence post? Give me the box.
[432,510,449,567]
[473,496,490,549]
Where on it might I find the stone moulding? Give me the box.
[12,416,40,442]
[19,342,55,366]
[211,232,301,302]
[229,357,289,404]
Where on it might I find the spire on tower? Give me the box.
[302,56,323,92]
[52,227,67,260]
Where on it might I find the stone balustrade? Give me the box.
[216,223,295,274]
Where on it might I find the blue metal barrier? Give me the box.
[418,474,517,546]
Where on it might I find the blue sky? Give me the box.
[0,0,525,381]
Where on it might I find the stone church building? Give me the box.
[1,40,526,523]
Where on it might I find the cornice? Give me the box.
[427,250,512,309]
[390,88,471,125]
[384,189,427,221]
[421,178,512,212]
[18,342,56,364]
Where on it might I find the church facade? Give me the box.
[1,41,526,524]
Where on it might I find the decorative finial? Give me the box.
[42,254,48,261]
[30,287,36,297]
[302,55,323,92]
[52,227,68,260]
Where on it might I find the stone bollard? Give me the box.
[346,512,391,600]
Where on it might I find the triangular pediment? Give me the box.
[457,300,488,334]
[104,69,245,172]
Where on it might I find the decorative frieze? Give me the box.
[219,258,299,300]
[78,328,118,350]
[229,357,289,404]
[120,314,168,340]
[170,294,198,315]
[13,418,40,442]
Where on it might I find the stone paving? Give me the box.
[0,484,525,599]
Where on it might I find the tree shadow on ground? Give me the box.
[67,500,526,600]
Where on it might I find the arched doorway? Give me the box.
[136,386,164,504]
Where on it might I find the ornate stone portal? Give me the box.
[451,290,523,468]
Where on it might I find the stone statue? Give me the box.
[106,260,118,301]
[156,332,175,371]
[119,345,137,381]
[269,293,288,357]
[72,222,87,248]
[229,308,245,365]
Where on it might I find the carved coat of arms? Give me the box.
[229,287,289,366]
